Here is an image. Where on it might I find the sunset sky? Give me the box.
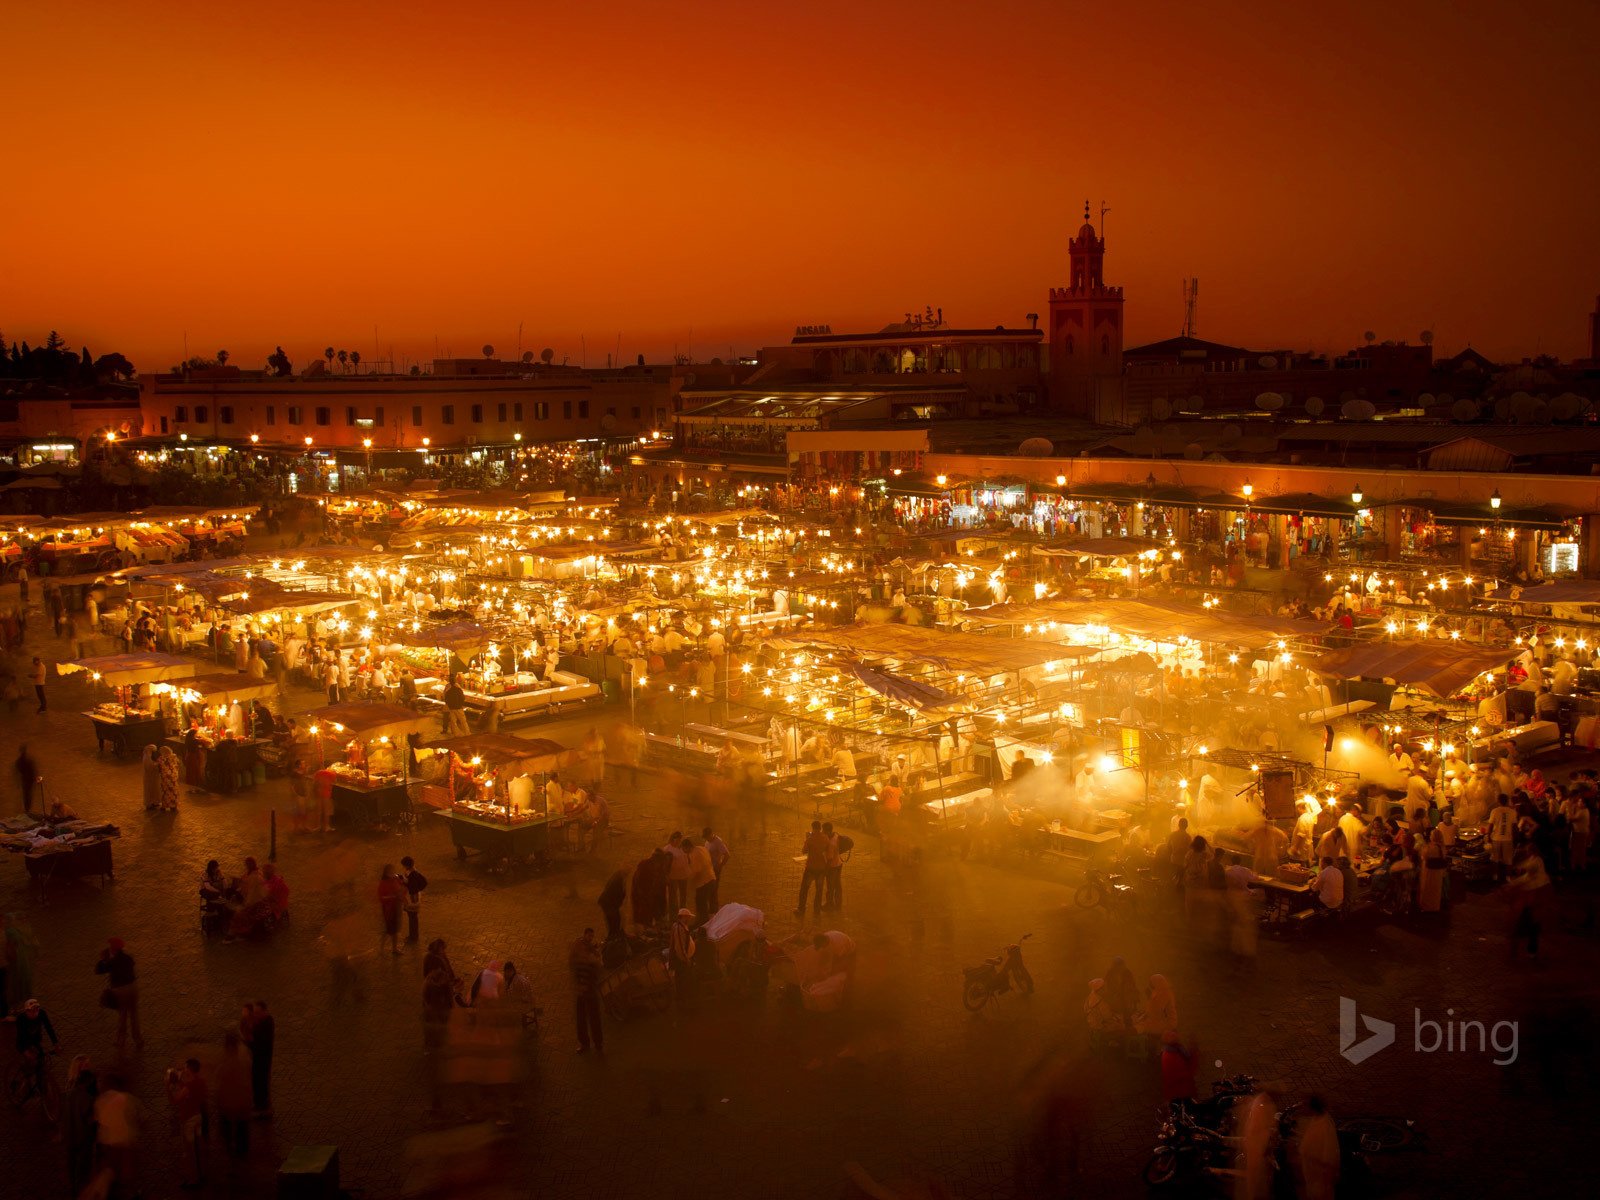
[4,0,1599,372]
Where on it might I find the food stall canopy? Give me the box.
[966,597,1300,647]
[769,623,1081,674]
[390,621,493,659]
[222,590,358,617]
[305,701,436,743]
[179,673,282,705]
[1486,580,1600,606]
[1310,643,1514,698]
[1031,536,1165,559]
[421,733,572,772]
[837,662,962,711]
[57,652,199,685]
[1241,492,1361,519]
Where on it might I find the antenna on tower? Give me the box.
[1099,200,1110,241]
[1182,278,1199,338]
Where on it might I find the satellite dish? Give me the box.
[1018,437,1055,457]
[1363,331,1376,345]
[540,348,554,364]
[1305,397,1325,417]
[1258,355,1278,369]
[1416,392,1435,407]
[599,413,618,433]
[1551,392,1587,421]
[1220,423,1243,445]
[1179,394,1203,415]
[1420,330,1434,345]
[1183,442,1204,461]
[482,344,495,359]
[1151,397,1173,420]
[521,351,534,363]
[1340,398,1376,421]
[1254,391,1284,411]
[1450,398,1479,422]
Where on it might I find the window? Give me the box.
[159,416,168,433]
[513,403,523,422]
[441,405,455,425]
[562,401,573,419]
[411,406,422,427]
[655,408,666,422]
[534,402,549,420]
[266,406,276,426]
[375,406,385,427]
[194,405,209,423]
[471,404,483,424]
[1101,335,1110,355]
[346,407,357,426]
[632,406,641,419]
[315,407,331,426]
[578,400,589,419]
[174,405,188,423]
[288,406,302,425]
[497,403,507,422]
[219,406,234,425]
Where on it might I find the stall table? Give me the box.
[86,710,169,758]
[329,776,411,830]
[438,808,552,866]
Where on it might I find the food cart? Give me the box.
[166,673,285,790]
[304,701,436,831]
[58,652,198,758]
[421,733,576,869]
[0,816,122,896]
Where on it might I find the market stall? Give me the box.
[58,652,198,757]
[0,816,122,892]
[420,733,575,868]
[304,701,436,831]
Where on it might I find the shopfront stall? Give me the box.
[58,652,198,758]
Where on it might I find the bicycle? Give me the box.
[7,1046,62,1121]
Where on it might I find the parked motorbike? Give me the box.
[961,933,1033,1011]
[1143,1103,1241,1188]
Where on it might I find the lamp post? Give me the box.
[363,436,373,482]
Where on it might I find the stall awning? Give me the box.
[57,652,199,686]
[1310,643,1514,697]
[180,673,282,705]
[388,621,493,660]
[1486,580,1600,606]
[305,702,435,742]
[421,733,571,772]
[768,622,1084,674]
[965,597,1301,647]
[837,662,962,711]
[1032,536,1165,559]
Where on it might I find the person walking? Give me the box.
[598,868,627,941]
[95,936,143,1050]
[244,1001,274,1116]
[822,821,848,911]
[794,820,830,919]
[378,865,404,956]
[703,826,729,911]
[400,856,428,944]
[64,1056,100,1198]
[94,1073,140,1199]
[166,1058,208,1187]
[568,927,604,1054]
[214,1030,253,1160]
[686,836,717,922]
[29,656,46,713]
[669,908,697,1009]
[1488,795,1517,881]
[14,744,37,815]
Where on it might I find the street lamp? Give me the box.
[1055,474,1066,487]
[513,432,523,442]
[303,436,313,448]
[1241,481,1253,499]
[1490,488,1502,511]
[1351,483,1363,505]
[249,433,259,444]
[105,431,116,444]
[935,474,948,487]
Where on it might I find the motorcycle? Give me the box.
[1177,1073,1260,1135]
[1143,1103,1241,1188]
[1075,866,1138,916]
[961,933,1033,1011]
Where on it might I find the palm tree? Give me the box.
[216,349,229,366]
[337,349,348,373]
[325,346,335,371]
[350,350,361,373]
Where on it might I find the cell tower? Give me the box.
[1182,278,1199,338]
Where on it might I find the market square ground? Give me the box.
[2,612,1597,1198]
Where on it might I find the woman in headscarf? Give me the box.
[1418,827,1448,913]
[1082,979,1122,1033]
[1135,973,1177,1036]
[1525,768,1548,804]
[141,743,162,810]
[158,744,181,811]
[1102,957,1138,1032]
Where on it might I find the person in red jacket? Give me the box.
[378,865,405,955]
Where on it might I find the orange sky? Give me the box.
[4,0,1599,372]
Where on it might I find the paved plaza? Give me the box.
[2,603,1597,1199]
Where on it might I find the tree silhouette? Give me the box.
[44,330,66,351]
[266,346,293,377]
[217,349,230,366]
[337,349,348,372]
[325,347,335,370]
[93,352,135,380]
[350,350,361,373]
